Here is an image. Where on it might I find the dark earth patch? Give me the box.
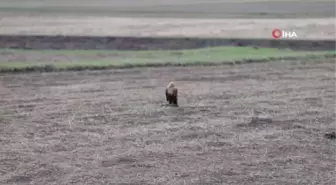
[0,35,335,51]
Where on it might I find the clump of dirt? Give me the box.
[249,117,273,126]
[324,132,336,140]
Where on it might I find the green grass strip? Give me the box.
[0,46,335,73]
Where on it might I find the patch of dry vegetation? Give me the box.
[0,17,335,40]
[0,0,335,39]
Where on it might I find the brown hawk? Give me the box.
[165,81,178,106]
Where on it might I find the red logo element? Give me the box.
[272,29,282,39]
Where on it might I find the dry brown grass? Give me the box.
[0,59,335,185]
[0,1,335,39]
[0,16,335,40]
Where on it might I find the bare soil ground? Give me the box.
[0,59,335,185]
[0,0,335,19]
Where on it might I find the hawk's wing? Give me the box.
[173,88,178,97]
[173,88,178,105]
[173,88,178,102]
[165,89,169,101]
